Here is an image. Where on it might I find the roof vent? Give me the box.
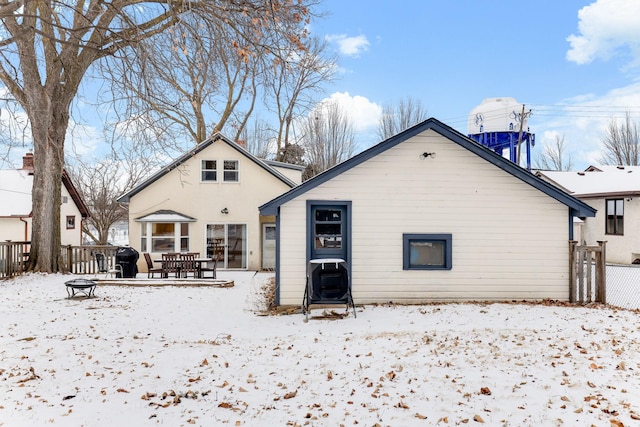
[577,171,585,176]
[617,165,625,169]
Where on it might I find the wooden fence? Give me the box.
[569,240,607,303]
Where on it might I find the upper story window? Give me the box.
[201,160,217,182]
[66,216,75,229]
[606,199,624,235]
[223,160,239,182]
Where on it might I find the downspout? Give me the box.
[20,217,28,241]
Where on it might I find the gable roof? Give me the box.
[0,168,90,218]
[260,118,596,218]
[537,165,640,198]
[117,132,298,203]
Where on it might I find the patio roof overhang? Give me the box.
[135,210,196,222]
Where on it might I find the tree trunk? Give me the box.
[26,86,71,273]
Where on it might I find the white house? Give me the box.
[260,118,596,307]
[0,153,89,246]
[537,165,640,264]
[117,133,303,273]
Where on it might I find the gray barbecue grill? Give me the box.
[303,258,356,320]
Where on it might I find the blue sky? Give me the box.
[309,0,640,169]
[2,0,640,171]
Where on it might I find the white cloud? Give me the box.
[534,81,640,169]
[321,91,382,133]
[567,0,640,66]
[325,34,370,57]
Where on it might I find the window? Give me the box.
[223,160,239,182]
[141,222,190,252]
[606,199,624,235]
[202,160,217,181]
[403,233,452,270]
[66,216,75,229]
[314,209,342,249]
[206,223,247,269]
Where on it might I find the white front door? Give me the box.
[262,223,276,270]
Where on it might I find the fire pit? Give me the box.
[65,278,97,298]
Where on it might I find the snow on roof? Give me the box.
[538,165,640,196]
[0,170,33,216]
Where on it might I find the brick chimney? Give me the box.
[236,140,246,148]
[22,152,34,171]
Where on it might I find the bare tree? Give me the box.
[377,97,429,140]
[0,0,316,272]
[67,145,161,245]
[238,117,275,159]
[300,101,356,179]
[265,36,337,160]
[104,14,261,147]
[534,134,574,171]
[599,112,640,166]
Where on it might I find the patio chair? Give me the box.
[199,248,221,279]
[161,253,180,278]
[95,252,122,278]
[143,253,163,278]
[179,252,197,278]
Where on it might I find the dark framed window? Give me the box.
[314,208,343,249]
[403,233,452,270]
[223,160,239,182]
[606,199,624,235]
[201,160,217,181]
[66,216,75,229]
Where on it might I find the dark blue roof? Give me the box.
[259,118,596,218]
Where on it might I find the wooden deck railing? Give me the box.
[0,241,31,279]
[1,242,120,279]
[62,245,120,275]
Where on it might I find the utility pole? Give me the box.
[515,104,532,167]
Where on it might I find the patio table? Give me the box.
[154,257,214,278]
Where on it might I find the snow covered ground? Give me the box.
[1,272,639,426]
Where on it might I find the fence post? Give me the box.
[7,240,14,277]
[65,245,73,274]
[569,241,577,303]
[596,241,607,303]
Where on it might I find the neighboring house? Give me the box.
[537,165,640,264]
[0,153,90,245]
[117,133,303,273]
[259,118,596,307]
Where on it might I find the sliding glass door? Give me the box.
[206,224,247,269]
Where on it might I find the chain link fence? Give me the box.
[606,264,640,310]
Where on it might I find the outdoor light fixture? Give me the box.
[420,152,436,159]
[221,208,229,214]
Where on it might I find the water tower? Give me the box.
[467,97,535,171]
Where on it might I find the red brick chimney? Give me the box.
[22,152,34,171]
[236,140,246,148]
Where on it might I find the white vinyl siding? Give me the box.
[276,129,571,305]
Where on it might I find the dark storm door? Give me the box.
[308,202,350,262]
